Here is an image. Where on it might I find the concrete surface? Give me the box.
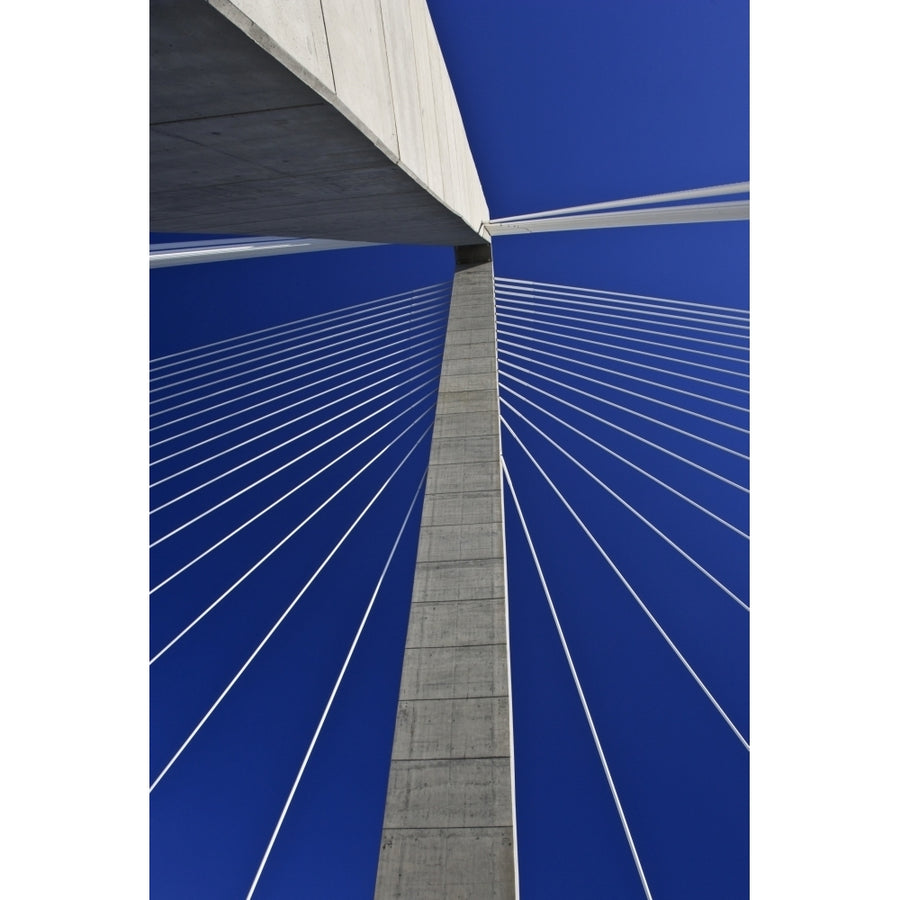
[148,235,378,267]
[150,0,489,244]
[374,260,515,899]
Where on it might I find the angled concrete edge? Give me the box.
[151,0,490,245]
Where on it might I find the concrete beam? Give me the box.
[375,260,515,898]
[148,236,377,267]
[484,199,749,237]
[150,0,489,245]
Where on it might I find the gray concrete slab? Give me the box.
[376,828,514,900]
[398,644,507,701]
[428,435,500,467]
[443,327,497,347]
[151,0,489,244]
[382,759,512,828]
[441,355,499,377]
[419,491,500,528]
[411,559,505,605]
[405,598,507,648]
[430,408,499,439]
[416,523,502,563]
[441,340,498,362]
[375,261,515,898]
[434,391,499,416]
[424,460,501,496]
[391,698,509,759]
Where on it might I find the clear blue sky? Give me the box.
[150,2,748,897]
[10,3,899,898]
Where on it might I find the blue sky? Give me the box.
[149,3,748,898]
[7,3,899,898]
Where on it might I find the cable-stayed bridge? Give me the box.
[150,2,747,897]
[150,268,748,898]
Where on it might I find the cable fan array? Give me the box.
[148,270,750,899]
[149,283,450,898]
[496,276,749,899]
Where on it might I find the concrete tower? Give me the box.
[374,247,515,898]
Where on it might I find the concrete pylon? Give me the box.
[374,248,515,898]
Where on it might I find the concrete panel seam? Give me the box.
[389,756,511,762]
[317,0,337,91]
[376,0,401,169]
[396,694,508,702]
[381,825,513,832]
[404,642,506,651]
[410,596,505,604]
[151,101,324,127]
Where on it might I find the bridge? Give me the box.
[150,2,748,898]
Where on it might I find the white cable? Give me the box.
[502,423,749,752]
[149,400,434,597]
[501,360,749,461]
[495,280,748,324]
[502,459,655,900]
[496,290,749,338]
[149,281,449,366]
[244,474,426,900]
[500,372,747,493]
[149,325,443,442]
[501,383,747,539]
[498,315,749,380]
[502,400,748,611]
[498,308,749,367]
[148,427,432,793]
[496,299,749,352]
[497,276,748,316]
[150,407,432,655]
[499,345,749,434]
[150,308,446,409]
[150,298,444,396]
[150,288,446,381]
[149,377,435,547]
[149,322,443,433]
[150,355,434,487]
[496,325,749,397]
